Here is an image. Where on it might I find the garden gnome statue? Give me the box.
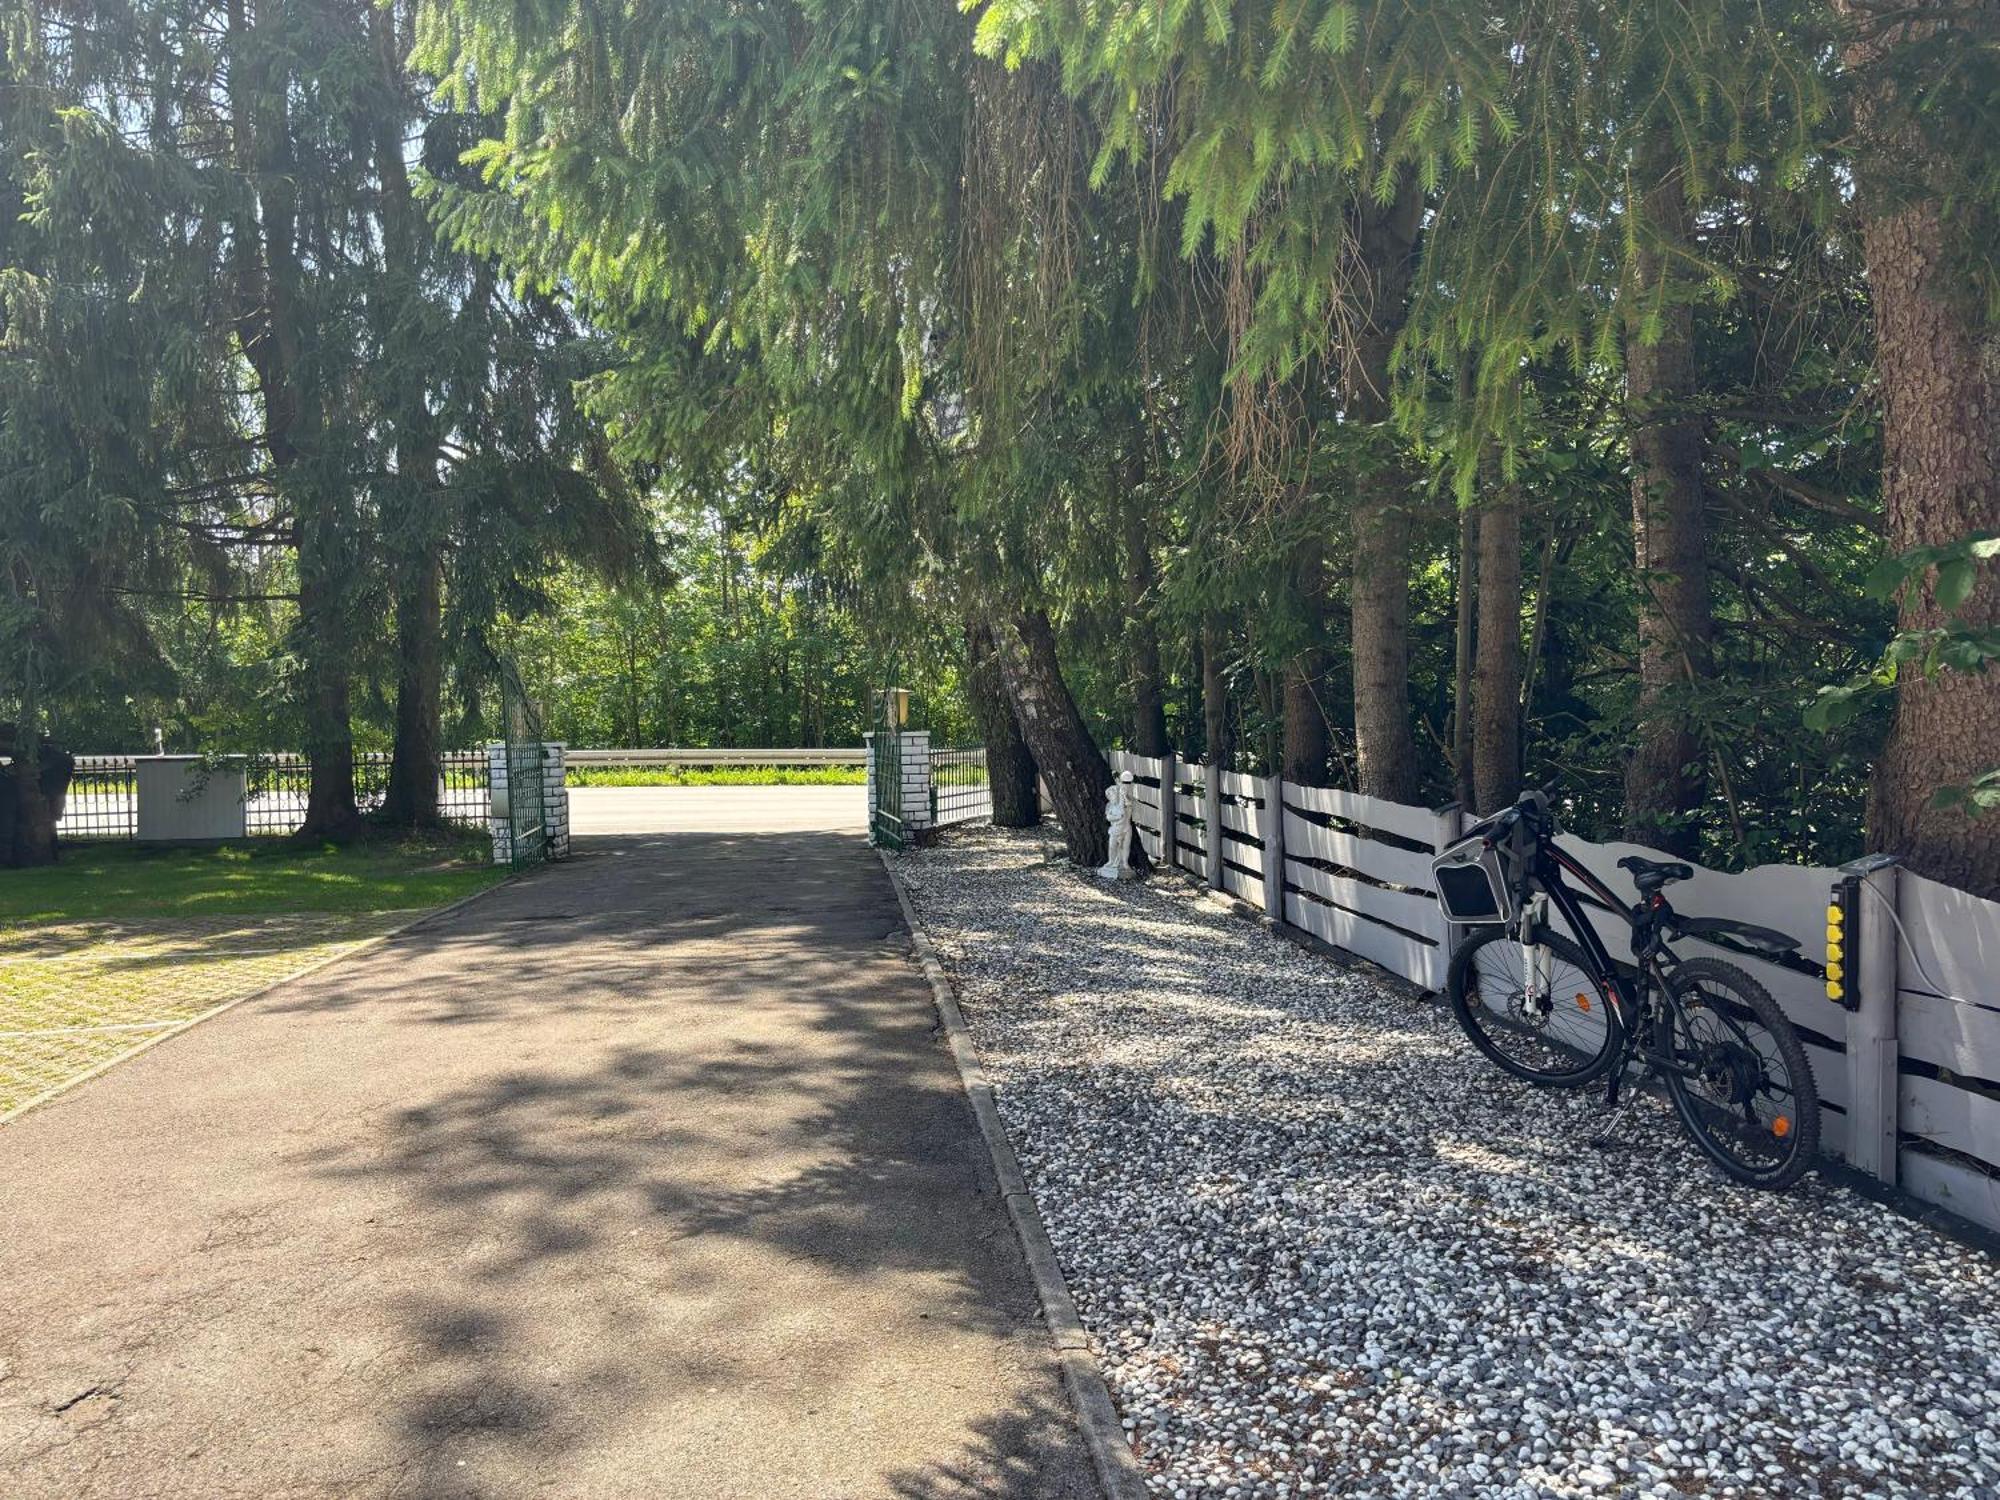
[1096,771,1137,881]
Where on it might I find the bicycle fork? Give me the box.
[1516,896,1553,1020]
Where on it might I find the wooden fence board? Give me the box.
[1900,1151,2000,1236]
[1901,1073,2000,1165]
[1219,802,1261,838]
[1283,781,1441,846]
[1285,858,1444,940]
[1897,872,2000,1006]
[1899,990,2000,1081]
[1285,891,1441,988]
[1282,809,1435,890]
[1113,750,1164,781]
[1218,769,1265,800]
[1222,865,1266,907]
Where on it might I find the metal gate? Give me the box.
[868,687,910,849]
[504,741,547,867]
[501,661,548,867]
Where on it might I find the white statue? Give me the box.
[1096,771,1137,881]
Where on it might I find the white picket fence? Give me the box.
[1112,749,2000,1235]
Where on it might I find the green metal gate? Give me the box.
[501,661,548,868]
[868,688,910,850]
[504,740,547,867]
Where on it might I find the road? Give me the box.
[567,783,865,836]
[0,789,1094,1499]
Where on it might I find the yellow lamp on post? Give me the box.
[1825,877,1859,1009]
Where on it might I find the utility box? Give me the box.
[135,756,248,842]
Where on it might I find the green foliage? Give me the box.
[1806,534,2000,817]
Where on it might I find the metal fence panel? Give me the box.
[930,746,991,828]
[58,751,490,841]
[56,757,138,840]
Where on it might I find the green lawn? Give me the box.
[565,764,866,787]
[1,832,505,928]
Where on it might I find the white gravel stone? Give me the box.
[895,826,2000,1500]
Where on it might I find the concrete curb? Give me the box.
[0,872,517,1127]
[876,850,1149,1500]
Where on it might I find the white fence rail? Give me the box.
[563,747,866,767]
[1113,749,2000,1237]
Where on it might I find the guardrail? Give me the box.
[562,748,867,766]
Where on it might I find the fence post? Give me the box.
[541,743,570,861]
[1203,761,1225,890]
[1257,774,1285,923]
[1158,751,1177,871]
[899,730,933,835]
[1845,858,1901,1185]
[1427,803,1468,991]
[485,742,510,866]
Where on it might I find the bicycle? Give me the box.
[1433,791,1820,1189]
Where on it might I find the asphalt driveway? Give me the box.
[0,793,1094,1499]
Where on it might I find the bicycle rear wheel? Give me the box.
[1446,927,1623,1086]
[1663,958,1819,1189]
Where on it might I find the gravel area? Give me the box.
[894,826,2000,1500]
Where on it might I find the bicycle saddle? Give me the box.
[1617,854,1693,892]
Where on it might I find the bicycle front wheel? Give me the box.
[1663,958,1819,1190]
[1446,926,1624,1087]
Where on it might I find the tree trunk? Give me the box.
[374,5,444,831]
[0,705,64,868]
[965,621,1040,828]
[1282,540,1331,785]
[383,545,444,826]
[1473,486,1524,816]
[1123,491,1170,757]
[297,518,361,839]
[1843,16,2000,894]
[1343,173,1425,805]
[1452,504,1478,809]
[229,0,358,839]
[1202,614,1234,775]
[985,608,1111,864]
[1621,150,1711,858]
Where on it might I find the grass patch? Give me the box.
[566,765,866,787]
[2,830,504,928]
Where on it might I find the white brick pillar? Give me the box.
[486,741,511,866]
[864,732,878,824]
[899,730,933,832]
[541,742,570,860]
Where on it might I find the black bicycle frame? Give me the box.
[1528,839,1675,1035]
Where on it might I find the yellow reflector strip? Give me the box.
[1826,904,1843,925]
[1826,940,1843,962]
[1827,981,1845,1001]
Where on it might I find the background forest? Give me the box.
[3,0,1997,894]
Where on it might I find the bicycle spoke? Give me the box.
[1466,944,1611,1076]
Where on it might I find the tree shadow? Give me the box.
[268,828,1096,1496]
